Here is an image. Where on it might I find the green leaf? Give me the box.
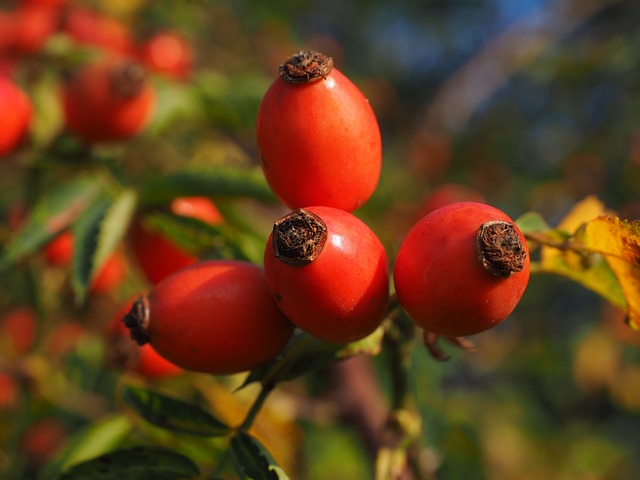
[0,176,102,268]
[56,446,200,480]
[143,211,251,262]
[515,211,550,234]
[70,188,137,303]
[121,385,231,437]
[93,188,137,268]
[138,168,276,206]
[42,415,132,480]
[70,194,112,302]
[230,432,290,480]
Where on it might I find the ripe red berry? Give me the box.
[62,59,155,143]
[0,306,37,358]
[43,230,73,266]
[130,197,223,285]
[394,202,530,337]
[263,206,389,344]
[0,76,31,157]
[139,30,193,81]
[12,4,60,54]
[256,50,382,212]
[109,299,182,379]
[123,260,294,375]
[20,418,68,468]
[62,6,133,55]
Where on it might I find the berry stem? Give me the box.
[237,382,275,433]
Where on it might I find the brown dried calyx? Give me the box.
[476,220,527,278]
[279,50,334,84]
[110,61,147,98]
[122,296,151,346]
[272,209,328,266]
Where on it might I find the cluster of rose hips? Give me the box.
[122,50,531,376]
[0,0,193,151]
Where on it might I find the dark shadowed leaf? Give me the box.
[0,176,103,268]
[142,211,252,262]
[121,385,230,437]
[230,432,290,480]
[138,168,276,206]
[56,446,200,480]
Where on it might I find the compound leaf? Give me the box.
[230,432,290,480]
[121,385,230,437]
[56,446,200,480]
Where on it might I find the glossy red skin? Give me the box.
[394,202,530,337]
[130,197,223,285]
[263,206,389,344]
[139,31,193,80]
[256,68,382,212]
[0,76,31,156]
[110,299,182,379]
[145,260,294,374]
[62,60,155,143]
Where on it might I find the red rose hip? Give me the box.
[256,51,382,211]
[123,260,294,375]
[62,59,155,143]
[393,202,530,337]
[0,76,32,157]
[263,206,389,344]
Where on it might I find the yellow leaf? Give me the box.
[557,195,606,232]
[583,216,640,330]
[539,197,624,310]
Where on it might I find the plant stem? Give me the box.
[238,382,275,433]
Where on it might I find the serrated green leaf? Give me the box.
[0,176,103,268]
[56,446,200,480]
[230,432,290,480]
[138,168,276,206]
[69,188,136,303]
[93,189,137,267]
[42,415,132,480]
[121,385,230,437]
[70,194,113,303]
